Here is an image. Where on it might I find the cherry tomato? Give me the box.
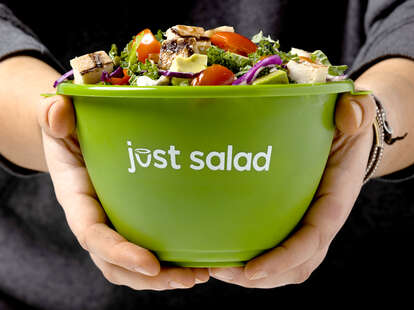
[210,32,257,56]
[110,69,130,85]
[135,29,161,63]
[191,65,235,86]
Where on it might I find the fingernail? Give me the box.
[249,270,268,280]
[195,276,208,284]
[169,280,188,288]
[133,266,154,277]
[211,269,234,280]
[350,101,363,128]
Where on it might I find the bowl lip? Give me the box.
[57,79,370,99]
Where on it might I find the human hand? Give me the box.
[209,92,377,288]
[38,95,209,290]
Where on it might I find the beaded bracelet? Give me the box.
[363,95,408,184]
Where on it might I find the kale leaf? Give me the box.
[128,60,160,83]
[207,45,252,74]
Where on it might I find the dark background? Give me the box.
[1,0,413,308]
[2,0,356,71]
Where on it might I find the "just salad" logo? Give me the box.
[127,141,272,173]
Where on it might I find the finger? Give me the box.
[91,254,196,290]
[192,268,210,284]
[243,222,322,280]
[84,223,160,276]
[210,247,328,288]
[38,95,75,138]
[243,126,373,280]
[335,93,376,135]
[41,134,160,277]
[209,267,243,285]
[55,181,160,277]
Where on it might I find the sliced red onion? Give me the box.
[53,69,74,88]
[250,65,276,82]
[232,55,282,85]
[101,71,111,83]
[110,66,124,78]
[158,70,199,79]
[102,67,125,83]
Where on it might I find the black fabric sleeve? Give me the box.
[0,4,64,71]
[0,4,63,177]
[348,0,414,183]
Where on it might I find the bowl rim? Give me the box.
[57,79,370,98]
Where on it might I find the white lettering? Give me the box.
[206,152,225,171]
[233,152,252,171]
[153,149,168,169]
[126,141,273,173]
[253,146,272,171]
[190,151,205,170]
[135,148,152,168]
[226,145,233,171]
[168,145,181,170]
[127,141,136,173]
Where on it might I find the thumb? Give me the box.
[335,93,376,135]
[38,95,76,139]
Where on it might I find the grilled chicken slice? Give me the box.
[160,25,215,70]
[166,25,206,40]
[193,38,211,54]
[70,51,113,84]
[159,37,198,70]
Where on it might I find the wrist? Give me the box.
[0,55,60,172]
[354,58,414,178]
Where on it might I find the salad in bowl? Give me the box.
[54,25,348,88]
[51,25,362,267]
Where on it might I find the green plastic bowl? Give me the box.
[57,80,363,267]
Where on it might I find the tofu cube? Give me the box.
[70,51,114,84]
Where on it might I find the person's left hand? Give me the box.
[209,92,376,288]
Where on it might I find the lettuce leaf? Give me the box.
[248,31,280,64]
[119,38,134,68]
[155,29,165,43]
[251,31,279,45]
[310,50,331,66]
[128,32,144,67]
[311,50,348,76]
[328,65,348,76]
[248,31,299,66]
[109,44,121,66]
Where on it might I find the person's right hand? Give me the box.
[38,94,209,290]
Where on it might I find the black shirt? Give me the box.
[1,1,414,309]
